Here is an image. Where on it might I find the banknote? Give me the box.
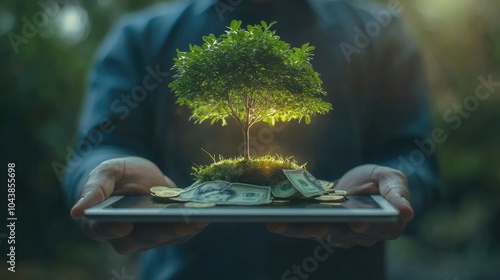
[282,169,326,197]
[178,181,271,205]
[271,180,300,198]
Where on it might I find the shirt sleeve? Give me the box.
[362,17,439,224]
[62,16,156,205]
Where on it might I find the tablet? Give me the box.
[84,195,399,223]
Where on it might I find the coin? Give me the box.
[168,197,190,202]
[270,199,290,204]
[328,189,347,196]
[320,202,343,206]
[318,180,335,190]
[184,202,216,208]
[150,186,170,193]
[314,195,345,202]
[155,189,181,198]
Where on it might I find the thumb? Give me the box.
[70,160,124,220]
[385,191,414,222]
[336,164,414,222]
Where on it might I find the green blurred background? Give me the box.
[0,0,499,279]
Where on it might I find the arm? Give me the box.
[62,16,155,205]
[268,15,437,246]
[63,15,208,253]
[363,16,438,223]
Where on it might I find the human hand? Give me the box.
[70,156,208,253]
[267,164,414,248]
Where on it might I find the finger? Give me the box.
[325,229,382,247]
[267,223,289,235]
[71,160,125,219]
[334,165,382,194]
[384,189,414,222]
[164,175,178,188]
[349,219,407,240]
[336,165,414,222]
[71,158,175,219]
[109,223,207,254]
[81,218,134,241]
[369,166,413,221]
[267,223,338,239]
[267,223,314,238]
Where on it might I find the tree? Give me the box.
[169,20,332,160]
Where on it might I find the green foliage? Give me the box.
[192,155,304,186]
[169,20,332,128]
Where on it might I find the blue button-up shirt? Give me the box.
[64,0,437,279]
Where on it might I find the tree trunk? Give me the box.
[243,124,250,161]
[243,99,251,160]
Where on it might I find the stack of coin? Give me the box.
[318,179,336,191]
[313,188,348,202]
[314,194,345,202]
[328,189,347,196]
[150,186,183,202]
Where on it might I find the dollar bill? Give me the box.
[282,169,326,197]
[271,180,300,198]
[178,181,271,205]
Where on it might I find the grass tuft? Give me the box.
[192,155,305,186]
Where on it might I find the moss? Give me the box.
[192,155,305,186]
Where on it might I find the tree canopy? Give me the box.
[169,20,332,159]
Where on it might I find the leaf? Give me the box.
[230,20,242,30]
[263,116,275,126]
[268,21,277,29]
[169,19,332,142]
[230,20,238,30]
[261,20,268,29]
[305,114,311,124]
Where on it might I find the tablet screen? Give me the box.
[104,195,381,210]
[86,195,397,223]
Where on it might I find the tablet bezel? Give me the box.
[84,195,399,223]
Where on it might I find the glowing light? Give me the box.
[55,5,89,43]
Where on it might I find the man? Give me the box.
[64,0,437,279]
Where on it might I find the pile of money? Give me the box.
[150,169,347,207]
